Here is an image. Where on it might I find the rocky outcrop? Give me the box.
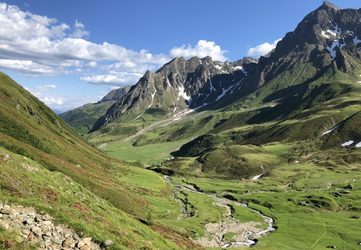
[0,203,112,250]
[99,86,130,103]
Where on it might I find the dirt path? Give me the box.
[164,176,275,248]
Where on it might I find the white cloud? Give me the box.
[247,39,282,58]
[170,40,227,61]
[71,20,89,38]
[81,72,143,86]
[0,59,54,74]
[86,61,97,68]
[0,2,170,85]
[26,84,95,112]
[26,84,56,96]
[43,96,63,106]
[42,95,99,112]
[40,84,56,89]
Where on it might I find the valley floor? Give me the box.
[95,139,361,249]
[1,140,361,249]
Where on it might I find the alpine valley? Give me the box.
[1,1,361,250]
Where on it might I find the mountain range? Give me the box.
[1,2,361,249]
[63,1,361,138]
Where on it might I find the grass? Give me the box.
[0,147,182,249]
[0,226,37,250]
[169,160,361,249]
[101,139,189,166]
[60,102,114,135]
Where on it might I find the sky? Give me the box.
[0,0,360,112]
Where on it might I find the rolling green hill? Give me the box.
[0,72,194,249]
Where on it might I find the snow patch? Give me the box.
[353,36,361,46]
[326,40,345,59]
[177,84,191,101]
[234,65,248,76]
[166,77,172,88]
[209,79,216,92]
[322,23,347,59]
[148,89,156,108]
[321,30,330,39]
[321,24,341,39]
[329,23,342,37]
[355,142,361,148]
[172,101,177,113]
[214,64,223,70]
[230,80,244,94]
[215,85,233,101]
[341,140,354,147]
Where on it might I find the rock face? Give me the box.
[90,56,252,131]
[99,86,131,103]
[256,1,361,85]
[0,203,111,250]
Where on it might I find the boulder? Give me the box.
[77,237,92,248]
[103,239,113,248]
[1,205,11,215]
[62,238,74,248]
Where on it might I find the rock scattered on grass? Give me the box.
[0,202,113,250]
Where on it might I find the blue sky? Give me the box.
[1,0,360,111]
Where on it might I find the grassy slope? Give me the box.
[60,102,114,135]
[0,72,192,249]
[0,148,181,249]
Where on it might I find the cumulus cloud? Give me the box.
[43,96,63,106]
[71,20,89,38]
[26,84,94,112]
[0,59,55,74]
[42,95,99,112]
[0,2,169,83]
[81,72,143,86]
[86,61,97,68]
[247,39,282,58]
[170,40,227,61]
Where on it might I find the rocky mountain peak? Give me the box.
[320,1,339,11]
[100,86,130,103]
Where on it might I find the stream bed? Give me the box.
[164,175,275,248]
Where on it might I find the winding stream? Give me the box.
[164,175,275,248]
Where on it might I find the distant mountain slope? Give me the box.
[61,86,130,134]
[89,56,253,132]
